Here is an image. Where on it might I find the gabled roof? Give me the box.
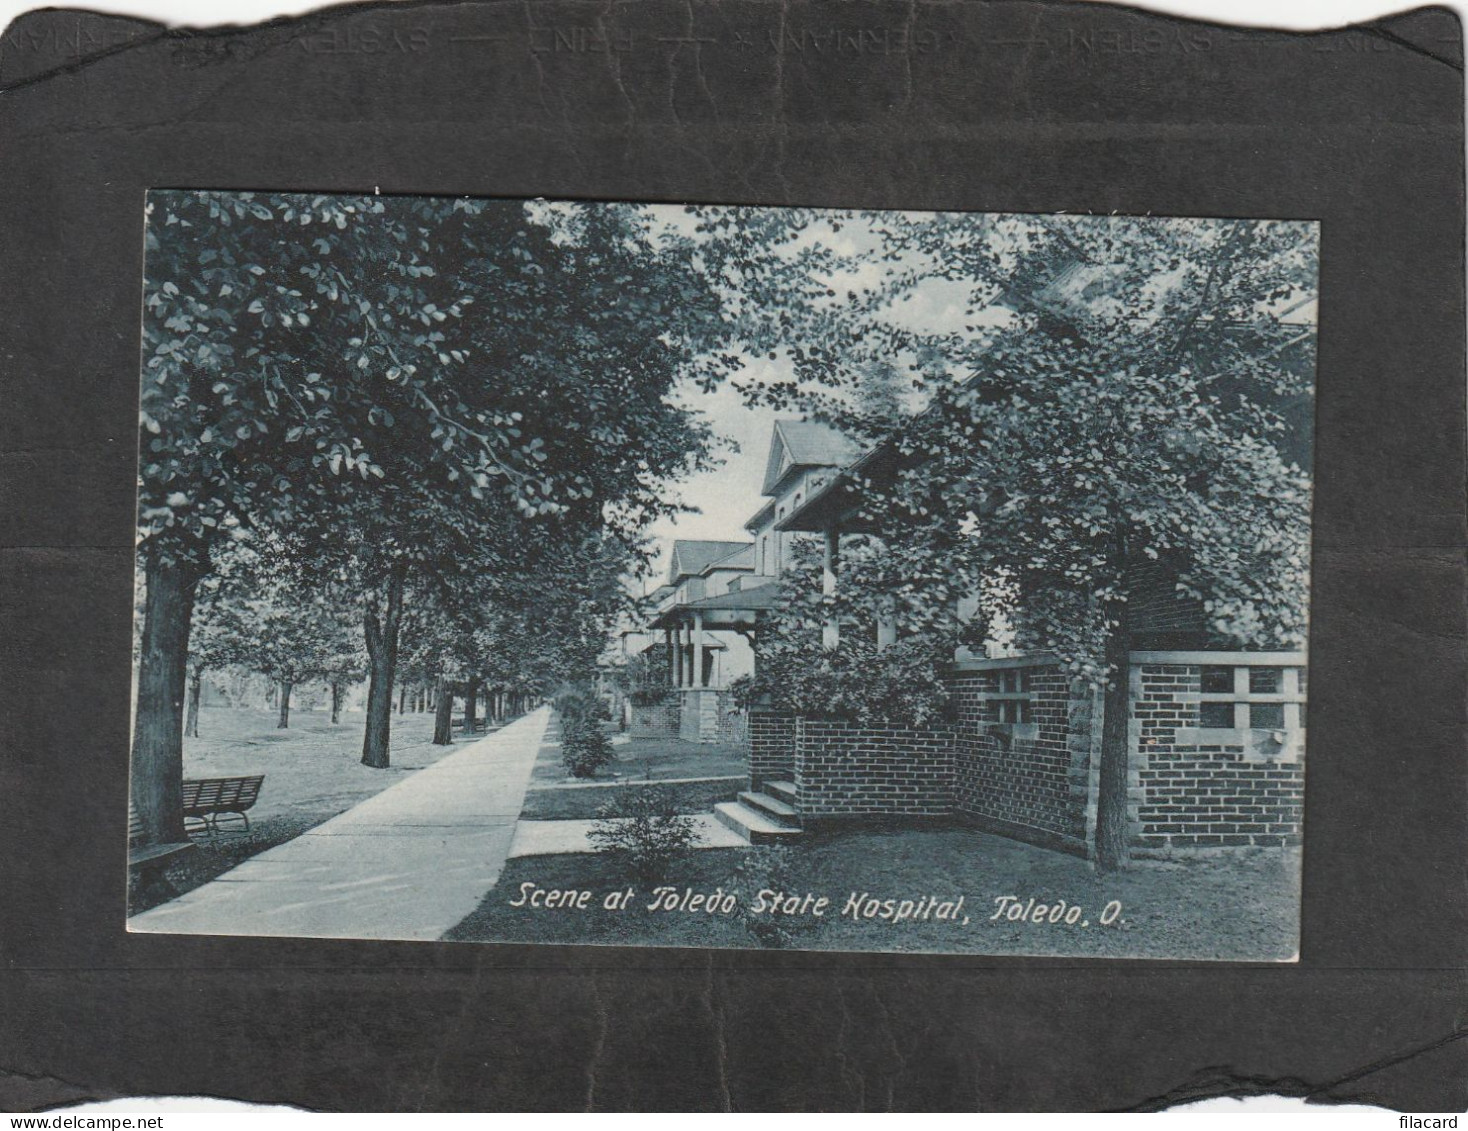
[760,420,861,496]
[667,540,754,584]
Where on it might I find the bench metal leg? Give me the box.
[210,811,251,836]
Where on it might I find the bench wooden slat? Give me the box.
[181,775,264,817]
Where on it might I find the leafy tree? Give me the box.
[318,627,367,725]
[133,192,734,843]
[182,578,248,739]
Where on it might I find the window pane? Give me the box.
[1199,702,1235,728]
[1297,668,1308,695]
[1250,703,1285,729]
[1201,666,1233,693]
[1249,667,1282,694]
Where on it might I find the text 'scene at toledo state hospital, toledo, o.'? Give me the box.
[508,882,1126,928]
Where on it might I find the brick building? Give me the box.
[706,420,1308,859]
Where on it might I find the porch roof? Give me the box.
[637,633,728,652]
[645,581,782,631]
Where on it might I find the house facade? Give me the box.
[637,421,860,743]
[709,424,1308,860]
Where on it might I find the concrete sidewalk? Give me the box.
[129,706,551,941]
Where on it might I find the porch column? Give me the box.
[665,627,677,687]
[822,526,840,650]
[694,612,706,688]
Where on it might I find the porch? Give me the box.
[645,581,781,744]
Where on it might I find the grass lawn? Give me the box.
[129,705,498,915]
[527,724,747,788]
[443,826,1301,961]
[519,777,743,821]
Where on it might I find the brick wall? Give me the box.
[628,697,679,739]
[734,656,1302,857]
[794,718,955,822]
[1131,663,1306,850]
[948,665,1094,853]
[747,709,796,788]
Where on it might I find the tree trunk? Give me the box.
[277,678,293,729]
[464,680,479,734]
[330,680,344,725]
[1094,593,1134,873]
[433,672,454,745]
[132,539,204,846]
[398,685,406,715]
[184,664,203,739]
[361,564,407,769]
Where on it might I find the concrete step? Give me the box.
[738,789,798,823]
[763,780,797,807]
[713,801,802,845]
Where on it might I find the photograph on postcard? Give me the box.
[126,192,1316,959]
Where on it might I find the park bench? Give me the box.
[452,717,490,734]
[181,774,265,836]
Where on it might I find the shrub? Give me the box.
[621,653,676,708]
[561,719,614,779]
[743,636,952,728]
[730,844,819,950]
[554,684,609,730]
[588,786,699,884]
[727,673,761,711]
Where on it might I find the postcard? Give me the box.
[126,192,1316,960]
